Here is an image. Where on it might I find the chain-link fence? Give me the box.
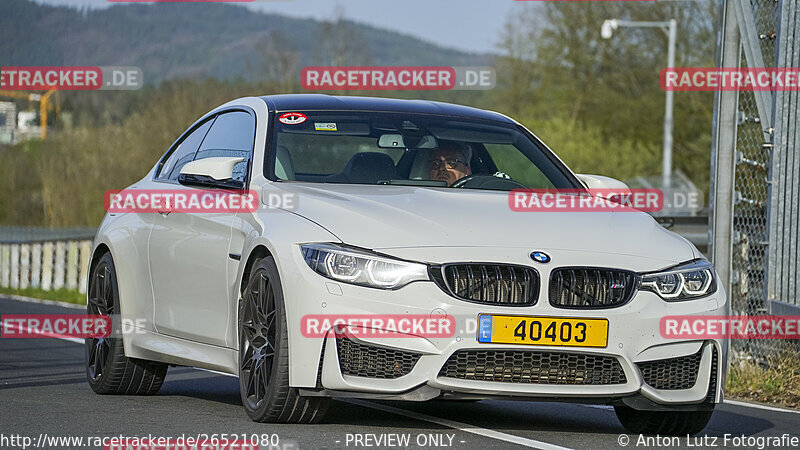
[717,0,799,365]
[731,84,775,363]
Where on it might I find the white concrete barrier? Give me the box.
[10,244,19,289]
[31,243,41,288]
[0,239,92,294]
[53,241,65,290]
[0,244,9,288]
[66,241,78,290]
[20,244,30,289]
[41,242,53,291]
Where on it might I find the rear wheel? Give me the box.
[614,405,714,435]
[239,256,329,423]
[85,252,168,395]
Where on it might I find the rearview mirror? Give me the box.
[377,134,405,148]
[377,134,438,149]
[178,157,246,190]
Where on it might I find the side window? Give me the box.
[156,119,213,181]
[194,111,254,182]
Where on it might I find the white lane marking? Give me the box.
[1,320,84,344]
[0,294,85,309]
[345,399,572,450]
[724,399,800,415]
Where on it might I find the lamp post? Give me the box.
[602,18,677,189]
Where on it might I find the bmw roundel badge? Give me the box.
[530,251,551,263]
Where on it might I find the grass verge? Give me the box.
[0,286,85,305]
[726,353,800,409]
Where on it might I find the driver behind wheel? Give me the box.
[428,141,472,186]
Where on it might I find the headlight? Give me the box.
[301,243,429,289]
[640,259,717,301]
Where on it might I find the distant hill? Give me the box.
[0,0,493,84]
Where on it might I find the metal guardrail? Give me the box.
[0,226,97,243]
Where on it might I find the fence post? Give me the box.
[10,244,20,289]
[710,0,741,302]
[66,241,78,291]
[53,241,65,290]
[20,244,30,289]
[31,243,42,288]
[42,242,54,291]
[79,240,92,295]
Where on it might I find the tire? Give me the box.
[238,256,329,423]
[85,252,168,395]
[614,405,714,435]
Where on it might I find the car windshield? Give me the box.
[268,111,578,190]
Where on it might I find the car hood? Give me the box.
[270,183,696,264]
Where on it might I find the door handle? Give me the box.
[157,210,171,217]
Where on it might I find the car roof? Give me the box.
[260,94,515,124]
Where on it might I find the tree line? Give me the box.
[0,2,717,227]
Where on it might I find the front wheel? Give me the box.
[238,256,329,423]
[614,405,714,435]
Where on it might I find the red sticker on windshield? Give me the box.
[278,112,307,125]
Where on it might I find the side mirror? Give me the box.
[576,174,631,200]
[576,174,630,191]
[178,157,246,190]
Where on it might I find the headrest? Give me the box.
[342,152,396,184]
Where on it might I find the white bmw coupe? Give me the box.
[85,95,726,434]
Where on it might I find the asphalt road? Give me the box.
[1,296,799,450]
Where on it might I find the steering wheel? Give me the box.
[450,174,527,191]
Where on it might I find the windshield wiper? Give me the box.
[377,179,448,187]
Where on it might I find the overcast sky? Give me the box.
[34,0,524,54]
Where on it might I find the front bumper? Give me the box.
[278,247,727,409]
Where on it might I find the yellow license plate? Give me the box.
[477,314,608,348]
